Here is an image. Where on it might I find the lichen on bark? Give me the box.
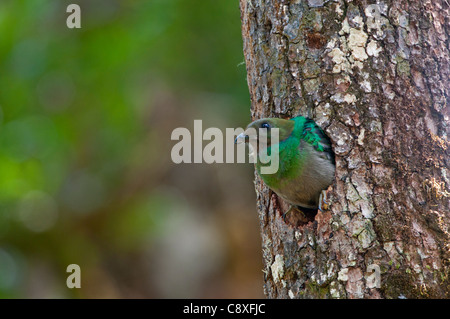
[240,0,450,298]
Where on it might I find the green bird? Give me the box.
[235,116,335,217]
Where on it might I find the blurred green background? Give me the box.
[0,0,263,298]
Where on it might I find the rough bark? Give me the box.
[240,0,450,298]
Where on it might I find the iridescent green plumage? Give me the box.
[237,116,335,209]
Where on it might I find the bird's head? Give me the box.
[235,117,295,148]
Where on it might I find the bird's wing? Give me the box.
[301,118,335,164]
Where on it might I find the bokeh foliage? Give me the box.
[0,0,262,298]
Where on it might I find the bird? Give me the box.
[235,116,335,219]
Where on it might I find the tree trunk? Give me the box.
[240,0,449,298]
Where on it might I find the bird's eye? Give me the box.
[261,122,270,129]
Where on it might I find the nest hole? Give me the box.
[285,206,318,228]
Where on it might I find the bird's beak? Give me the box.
[235,132,249,144]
